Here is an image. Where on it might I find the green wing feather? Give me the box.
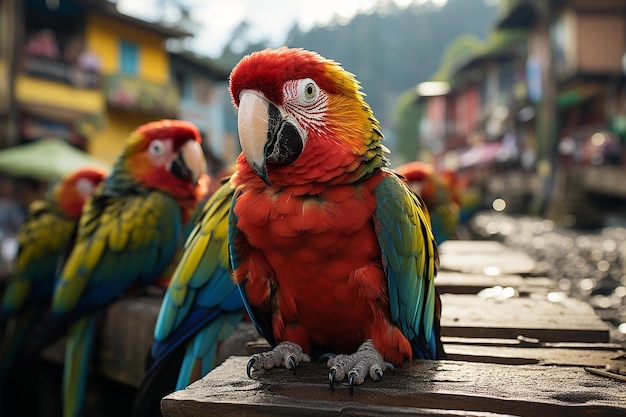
[52,190,182,316]
[373,170,439,359]
[2,199,74,314]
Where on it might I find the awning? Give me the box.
[458,142,503,169]
[0,138,109,181]
[557,84,605,108]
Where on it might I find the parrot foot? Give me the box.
[246,341,310,378]
[326,339,395,395]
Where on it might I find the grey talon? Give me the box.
[348,372,356,396]
[329,368,336,392]
[384,362,396,375]
[375,368,384,380]
[318,353,336,363]
[288,355,297,375]
[246,358,256,378]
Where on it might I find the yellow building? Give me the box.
[8,0,190,163]
[85,3,190,163]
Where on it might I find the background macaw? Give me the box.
[0,167,107,386]
[26,119,206,417]
[395,161,460,244]
[227,47,445,394]
[132,177,245,417]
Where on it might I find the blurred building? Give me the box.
[498,0,626,225]
[418,0,626,225]
[169,50,235,175]
[0,0,230,165]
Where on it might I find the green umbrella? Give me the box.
[0,138,109,181]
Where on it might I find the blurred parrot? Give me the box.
[227,47,445,394]
[395,161,460,244]
[0,167,107,386]
[132,176,245,417]
[28,119,206,417]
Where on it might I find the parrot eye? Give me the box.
[300,79,318,103]
[149,140,165,156]
[75,178,94,197]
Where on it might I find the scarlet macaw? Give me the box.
[396,161,460,244]
[228,48,445,394]
[132,177,244,417]
[28,120,206,417]
[0,167,107,385]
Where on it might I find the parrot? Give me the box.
[26,119,207,417]
[227,47,445,394]
[395,161,460,244]
[0,167,107,386]
[132,176,245,417]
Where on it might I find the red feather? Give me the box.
[232,169,413,364]
[230,48,335,107]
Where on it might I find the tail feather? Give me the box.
[434,288,446,360]
[132,344,186,417]
[0,308,41,387]
[175,312,242,390]
[63,314,98,417]
[133,311,244,417]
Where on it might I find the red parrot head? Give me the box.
[54,167,108,219]
[119,119,207,212]
[395,161,437,207]
[108,120,208,221]
[439,169,462,206]
[229,47,386,187]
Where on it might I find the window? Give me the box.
[119,40,138,75]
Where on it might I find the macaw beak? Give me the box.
[170,140,206,184]
[237,91,304,186]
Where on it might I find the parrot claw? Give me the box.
[318,352,337,363]
[326,340,392,394]
[287,355,297,375]
[348,372,356,395]
[328,368,336,392]
[246,358,256,378]
[245,341,310,377]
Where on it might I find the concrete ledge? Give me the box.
[162,356,626,417]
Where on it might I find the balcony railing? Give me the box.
[104,74,179,117]
[21,55,101,89]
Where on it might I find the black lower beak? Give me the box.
[171,151,192,181]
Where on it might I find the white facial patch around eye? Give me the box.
[283,79,328,135]
[149,139,166,156]
[75,178,95,198]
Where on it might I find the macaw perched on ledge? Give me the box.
[227,47,445,395]
[395,161,460,245]
[26,119,207,417]
[0,167,107,386]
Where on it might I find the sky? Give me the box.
[117,0,448,58]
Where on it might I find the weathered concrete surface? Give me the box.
[441,294,610,343]
[435,271,555,295]
[444,343,624,366]
[162,356,626,417]
[437,241,537,275]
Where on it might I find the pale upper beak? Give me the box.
[238,91,272,184]
[237,90,305,185]
[171,140,206,184]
